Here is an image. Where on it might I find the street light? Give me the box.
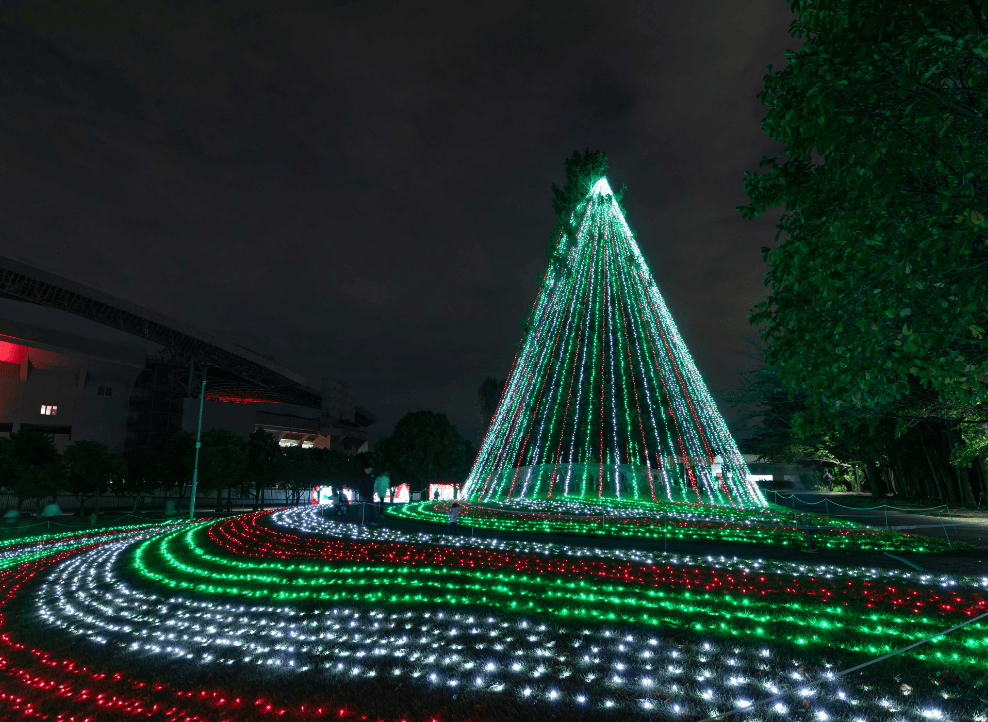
[189,367,207,521]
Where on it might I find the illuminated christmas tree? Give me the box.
[465,160,765,507]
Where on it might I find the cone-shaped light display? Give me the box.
[464,178,766,508]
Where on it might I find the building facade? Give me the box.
[0,259,375,453]
[0,317,145,451]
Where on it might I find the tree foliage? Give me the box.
[119,455,164,511]
[727,363,815,464]
[551,150,611,232]
[245,428,283,509]
[1,431,62,508]
[0,437,12,498]
[476,376,503,441]
[246,428,282,482]
[740,0,988,416]
[281,445,320,504]
[548,150,626,270]
[732,352,988,502]
[313,447,364,488]
[738,0,988,504]
[63,440,127,513]
[197,429,248,496]
[372,411,474,489]
[159,432,196,499]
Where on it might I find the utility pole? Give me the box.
[189,366,207,521]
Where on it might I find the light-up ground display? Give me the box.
[387,498,959,554]
[0,506,983,721]
[312,484,355,504]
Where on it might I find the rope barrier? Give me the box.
[697,609,988,721]
[0,512,174,541]
[882,552,929,573]
[771,491,949,514]
[0,521,70,531]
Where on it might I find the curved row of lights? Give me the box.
[385,499,954,553]
[0,508,979,721]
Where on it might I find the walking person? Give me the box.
[448,502,460,533]
[336,488,349,516]
[373,473,389,515]
[822,469,834,491]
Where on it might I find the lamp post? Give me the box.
[189,367,207,521]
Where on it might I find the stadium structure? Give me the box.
[0,254,375,455]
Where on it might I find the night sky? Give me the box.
[1,1,795,444]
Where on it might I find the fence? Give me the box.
[767,490,957,547]
[0,488,298,515]
[0,511,164,539]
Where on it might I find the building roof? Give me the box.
[0,317,146,368]
[0,254,322,408]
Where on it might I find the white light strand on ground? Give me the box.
[275,507,988,589]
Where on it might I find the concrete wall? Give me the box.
[0,345,143,452]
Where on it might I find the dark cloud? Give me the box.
[0,0,795,442]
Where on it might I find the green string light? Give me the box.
[464,178,766,507]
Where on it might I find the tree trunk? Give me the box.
[938,425,963,504]
[881,466,894,496]
[919,467,936,502]
[939,454,961,504]
[227,486,232,512]
[919,435,946,502]
[959,466,976,507]
[977,456,988,508]
[260,485,265,511]
[866,463,881,497]
[931,434,960,504]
